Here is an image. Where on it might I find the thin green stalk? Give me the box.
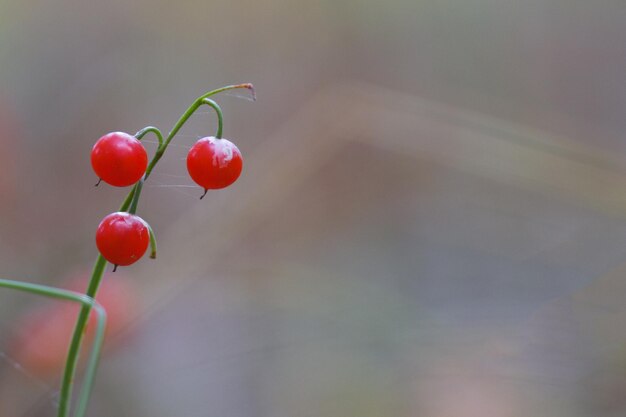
[128,180,144,215]
[0,279,106,417]
[58,83,253,417]
[200,98,224,139]
[134,126,164,148]
[57,255,107,417]
[119,187,136,213]
[147,224,157,259]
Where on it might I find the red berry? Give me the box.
[96,212,150,267]
[91,132,148,187]
[186,137,243,193]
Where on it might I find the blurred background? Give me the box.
[2,0,626,416]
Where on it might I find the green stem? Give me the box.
[119,187,135,212]
[58,83,253,417]
[57,255,107,417]
[134,126,164,148]
[200,98,224,139]
[0,278,106,417]
[128,180,143,215]
[147,224,157,259]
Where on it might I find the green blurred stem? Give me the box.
[57,83,253,417]
[0,278,106,417]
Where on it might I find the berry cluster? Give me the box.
[91,131,243,192]
[90,98,245,270]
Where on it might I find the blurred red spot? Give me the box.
[9,271,138,377]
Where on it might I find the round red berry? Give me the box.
[91,132,148,187]
[96,212,150,267]
[186,137,243,192]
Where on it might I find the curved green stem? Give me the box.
[135,126,164,148]
[147,224,157,259]
[200,98,224,139]
[60,83,254,417]
[0,279,106,417]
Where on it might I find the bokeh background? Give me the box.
[2,1,626,416]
